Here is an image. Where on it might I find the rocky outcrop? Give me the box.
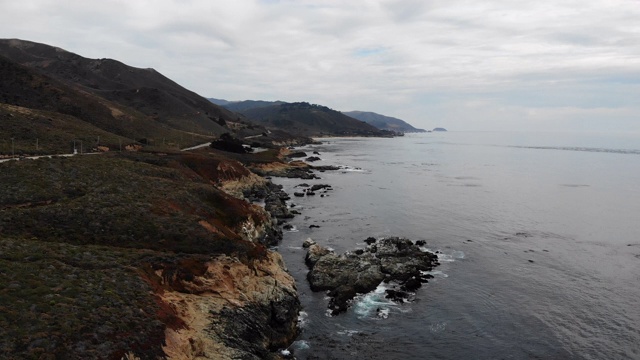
[151,252,300,360]
[305,237,439,314]
[251,162,319,180]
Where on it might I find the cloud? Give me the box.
[1,0,640,131]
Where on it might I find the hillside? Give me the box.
[222,99,287,112]
[343,111,426,133]
[0,39,305,155]
[0,39,234,134]
[0,149,302,359]
[237,102,398,137]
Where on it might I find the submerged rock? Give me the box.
[304,237,439,315]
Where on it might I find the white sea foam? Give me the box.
[280,349,291,356]
[430,249,465,263]
[422,270,448,278]
[353,283,397,319]
[337,329,361,336]
[291,340,310,350]
[297,311,309,328]
[377,308,390,319]
[429,321,448,333]
[337,165,368,173]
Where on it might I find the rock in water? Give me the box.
[302,238,316,248]
[304,237,439,314]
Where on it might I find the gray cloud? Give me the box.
[1,0,640,131]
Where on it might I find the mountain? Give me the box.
[343,111,426,133]
[222,100,287,112]
[0,39,235,135]
[207,97,232,106]
[208,99,286,112]
[235,102,398,137]
[433,127,447,132]
[0,39,305,154]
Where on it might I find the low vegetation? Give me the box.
[0,151,276,358]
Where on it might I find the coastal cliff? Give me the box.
[0,149,301,359]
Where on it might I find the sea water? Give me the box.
[274,132,640,360]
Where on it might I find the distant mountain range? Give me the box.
[210,99,398,137]
[342,111,426,133]
[210,99,425,136]
[208,98,287,112]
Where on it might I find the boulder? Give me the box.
[302,238,316,248]
[304,237,439,314]
[288,151,307,158]
[304,244,332,267]
[309,184,331,192]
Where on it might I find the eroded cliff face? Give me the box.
[143,252,299,360]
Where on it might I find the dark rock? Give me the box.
[400,276,422,292]
[306,156,321,162]
[310,184,331,192]
[415,240,426,246]
[285,168,319,179]
[293,192,305,197]
[309,224,320,228]
[385,289,410,302]
[364,237,377,245]
[288,151,307,158]
[306,191,316,196]
[313,151,320,155]
[296,183,310,188]
[213,289,301,359]
[311,165,340,171]
[283,224,294,230]
[304,237,439,314]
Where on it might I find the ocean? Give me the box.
[273,132,640,360]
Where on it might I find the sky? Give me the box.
[2,0,640,132]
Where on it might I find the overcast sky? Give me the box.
[2,0,640,132]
